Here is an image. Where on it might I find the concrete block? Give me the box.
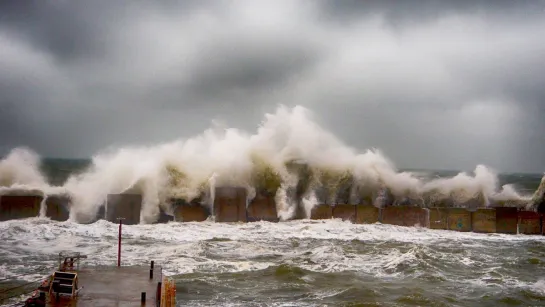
[518,211,542,235]
[156,207,175,223]
[495,207,518,234]
[310,204,332,220]
[0,195,42,221]
[471,208,496,233]
[428,208,448,230]
[381,206,429,227]
[447,208,472,232]
[332,204,357,222]
[45,195,70,221]
[171,199,209,222]
[106,194,142,225]
[247,194,278,222]
[214,187,247,223]
[355,204,379,224]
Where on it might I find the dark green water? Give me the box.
[0,219,544,306]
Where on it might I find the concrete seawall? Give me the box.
[1,187,544,236]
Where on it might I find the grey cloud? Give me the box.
[0,0,544,173]
[317,0,545,27]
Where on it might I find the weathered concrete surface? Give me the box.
[495,207,518,234]
[56,265,162,306]
[496,207,518,234]
[518,211,542,235]
[447,208,472,232]
[381,206,429,227]
[106,194,142,225]
[247,194,278,222]
[0,195,42,221]
[471,208,496,233]
[332,204,356,222]
[45,195,70,221]
[214,187,247,223]
[355,205,379,224]
[428,208,448,230]
[171,198,209,222]
[310,204,332,220]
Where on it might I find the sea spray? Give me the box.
[0,105,536,223]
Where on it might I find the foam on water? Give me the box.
[0,105,538,223]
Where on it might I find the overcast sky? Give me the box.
[0,0,544,173]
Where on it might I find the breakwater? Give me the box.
[1,184,544,235]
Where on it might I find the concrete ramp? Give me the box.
[355,205,379,224]
[471,208,496,233]
[495,207,518,234]
[310,204,332,220]
[171,198,209,222]
[518,211,542,235]
[447,208,472,232]
[428,208,448,230]
[45,195,70,221]
[381,206,429,227]
[106,194,142,225]
[214,187,247,222]
[247,194,278,222]
[0,195,42,221]
[332,204,356,222]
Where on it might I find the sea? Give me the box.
[1,106,545,306]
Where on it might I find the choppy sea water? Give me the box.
[1,218,545,307]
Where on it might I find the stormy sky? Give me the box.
[0,0,544,173]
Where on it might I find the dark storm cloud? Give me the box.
[0,0,544,172]
[318,0,545,26]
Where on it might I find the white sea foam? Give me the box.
[0,105,538,223]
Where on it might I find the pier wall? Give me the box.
[518,211,542,235]
[332,204,357,222]
[381,206,429,227]
[214,187,247,222]
[247,194,278,222]
[447,208,472,232]
[495,207,518,234]
[1,188,544,237]
[171,198,209,222]
[310,204,332,220]
[428,208,448,230]
[471,209,496,233]
[0,195,42,221]
[355,205,379,224]
[45,195,70,221]
[106,194,142,225]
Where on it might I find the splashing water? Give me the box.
[0,105,536,223]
